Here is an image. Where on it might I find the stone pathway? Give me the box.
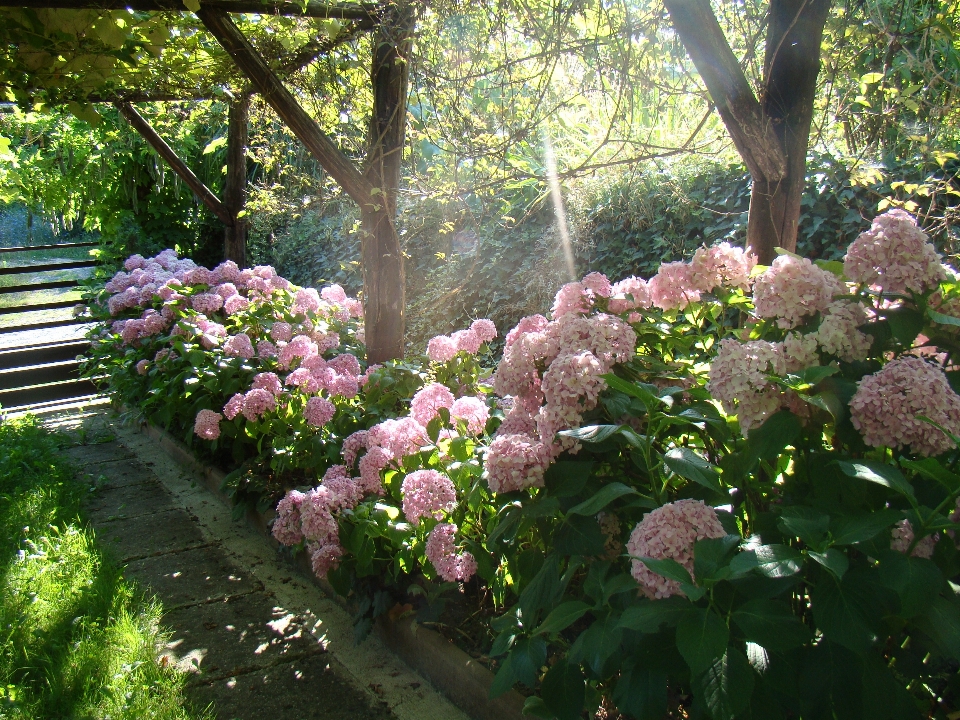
[48,408,469,720]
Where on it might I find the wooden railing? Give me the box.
[0,241,101,411]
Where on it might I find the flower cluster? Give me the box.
[849,355,960,457]
[426,319,497,362]
[425,523,477,583]
[401,469,457,525]
[844,208,946,294]
[627,500,726,599]
[753,255,845,329]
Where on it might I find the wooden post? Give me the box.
[115,101,234,228]
[223,94,250,265]
[198,7,410,362]
[361,1,412,363]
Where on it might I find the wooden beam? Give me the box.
[223,94,250,265]
[115,101,234,228]
[197,7,375,206]
[662,0,787,183]
[0,0,376,18]
[360,1,412,362]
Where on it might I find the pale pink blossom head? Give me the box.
[194,409,222,441]
[241,388,277,421]
[425,523,476,583]
[628,499,726,599]
[410,383,456,426]
[890,519,937,559]
[401,469,457,525]
[252,372,283,396]
[649,261,700,310]
[223,393,245,420]
[470,319,497,343]
[224,333,255,359]
[450,396,490,435]
[272,490,306,546]
[453,328,483,355]
[136,359,149,375]
[321,284,348,304]
[753,255,844,329]
[427,335,458,363]
[551,282,592,319]
[270,322,293,343]
[690,242,757,292]
[608,276,650,314]
[844,208,946,295]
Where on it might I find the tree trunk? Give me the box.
[663,0,832,264]
[746,0,832,261]
[224,94,250,265]
[361,2,412,363]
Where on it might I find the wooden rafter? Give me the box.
[0,0,378,18]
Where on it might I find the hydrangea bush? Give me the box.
[85,209,960,719]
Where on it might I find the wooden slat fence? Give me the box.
[0,241,101,411]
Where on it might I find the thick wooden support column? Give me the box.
[115,102,233,228]
[224,94,250,265]
[360,2,412,364]
[198,7,409,362]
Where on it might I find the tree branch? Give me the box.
[0,0,376,18]
[662,0,787,181]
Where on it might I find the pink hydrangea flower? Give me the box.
[300,487,338,543]
[451,396,490,435]
[241,388,277,421]
[304,397,336,427]
[453,328,483,355]
[707,339,790,434]
[252,372,283,396]
[136,359,149,375]
[425,523,476,583]
[649,261,700,310]
[321,465,364,511]
[328,353,361,378]
[223,393,245,420]
[272,490,306,546]
[124,254,146,271]
[470,319,497,342]
[342,430,369,468]
[308,541,343,579]
[608,276,650,314]
[485,433,553,493]
[689,242,757,292]
[224,333,255,359]
[321,284,348,304]
[581,272,612,298]
[427,335,459,363]
[849,355,960,456]
[551,281,592,318]
[505,314,548,349]
[224,295,250,315]
[194,409,222,441]
[753,255,845,329]
[813,301,872,362]
[401,469,457,525]
[844,209,946,295]
[627,499,726,599]
[279,335,318,369]
[410,383,456,426]
[270,322,293,343]
[890,519,937,559]
[293,288,322,315]
[256,340,278,358]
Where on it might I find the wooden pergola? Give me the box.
[0,0,411,362]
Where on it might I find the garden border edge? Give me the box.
[134,419,527,720]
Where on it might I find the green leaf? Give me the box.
[807,548,849,579]
[510,636,547,687]
[635,557,693,586]
[612,660,667,720]
[779,506,830,546]
[884,305,925,344]
[875,550,943,617]
[521,696,555,719]
[899,457,960,493]
[732,599,811,651]
[544,461,595,497]
[489,653,517,698]
[578,614,623,675]
[811,574,879,653]
[837,460,916,500]
[565,482,637,516]
[676,608,730,675]
[928,308,960,328]
[535,601,592,636]
[555,515,607,556]
[916,596,960,660]
[202,136,227,154]
[697,647,755,720]
[830,509,903,545]
[663,448,724,494]
[693,535,741,581]
[540,659,585,720]
[619,597,692,633]
[519,555,560,623]
[558,424,621,443]
[601,374,662,409]
[746,410,801,459]
[752,544,803,578]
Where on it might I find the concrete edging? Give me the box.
[137,421,526,720]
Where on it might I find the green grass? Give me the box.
[0,416,211,719]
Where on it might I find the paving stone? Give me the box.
[85,480,176,522]
[76,458,156,489]
[124,545,262,608]
[189,653,395,720]
[62,441,136,467]
[161,591,325,682]
[96,507,208,561]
